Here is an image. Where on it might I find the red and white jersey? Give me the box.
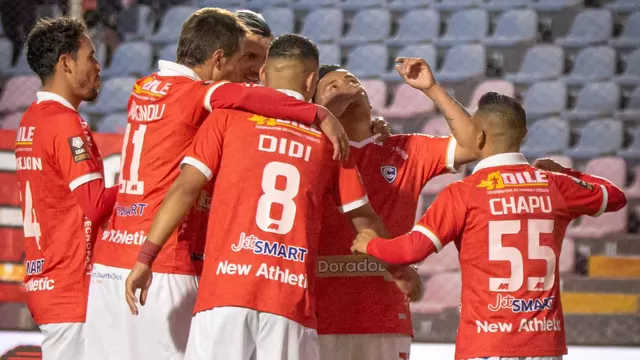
[367,153,627,359]
[317,134,457,335]
[15,92,105,324]
[96,61,318,275]
[183,90,369,329]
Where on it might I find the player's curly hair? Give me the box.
[26,17,87,84]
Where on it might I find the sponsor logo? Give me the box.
[476,320,513,333]
[115,203,147,217]
[25,259,44,276]
[100,229,147,246]
[317,255,390,278]
[569,176,594,190]
[67,136,90,163]
[15,126,35,146]
[91,271,123,281]
[231,232,308,263]
[477,170,548,191]
[488,294,554,313]
[476,317,562,333]
[24,277,55,292]
[133,77,172,98]
[249,114,321,138]
[216,260,308,289]
[380,165,397,183]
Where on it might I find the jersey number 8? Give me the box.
[256,161,300,235]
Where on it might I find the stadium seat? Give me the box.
[624,165,640,198]
[198,0,244,6]
[102,42,153,78]
[410,271,461,313]
[555,10,613,48]
[376,83,435,119]
[435,44,486,83]
[389,0,433,11]
[615,85,640,122]
[416,243,460,275]
[618,128,640,161]
[360,80,387,114]
[605,0,640,13]
[148,6,197,45]
[261,7,294,36]
[609,11,640,49]
[381,44,437,82]
[97,112,128,134]
[562,82,620,121]
[482,0,531,11]
[433,0,482,11]
[0,112,23,130]
[386,9,440,46]
[300,8,343,43]
[120,4,155,41]
[564,118,623,159]
[421,116,452,136]
[247,0,291,7]
[158,43,178,63]
[0,38,11,74]
[338,0,385,10]
[339,9,391,46]
[520,117,570,159]
[291,0,338,10]
[613,48,640,86]
[81,77,137,115]
[559,237,575,274]
[566,157,627,239]
[559,46,616,86]
[482,9,538,47]
[466,80,515,110]
[3,52,32,76]
[0,76,40,113]
[531,0,583,12]
[436,9,489,47]
[317,43,341,65]
[422,171,464,196]
[522,81,567,119]
[345,44,388,79]
[504,45,564,85]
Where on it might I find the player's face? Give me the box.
[69,34,101,102]
[215,40,246,82]
[314,69,369,109]
[236,34,272,84]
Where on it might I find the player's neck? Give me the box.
[340,104,373,143]
[480,145,522,160]
[42,81,81,110]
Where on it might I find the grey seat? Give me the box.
[606,0,640,14]
[300,8,343,43]
[97,112,128,134]
[613,48,640,86]
[261,7,294,36]
[0,38,12,75]
[81,77,137,115]
[560,46,616,86]
[520,117,570,159]
[618,127,640,160]
[148,6,197,45]
[435,44,486,83]
[562,82,620,121]
[482,9,538,47]
[609,11,640,49]
[345,44,388,79]
[505,45,564,84]
[531,0,583,12]
[564,118,623,159]
[291,0,338,10]
[387,9,440,46]
[381,45,437,82]
[433,0,483,11]
[555,9,613,48]
[615,86,640,122]
[338,0,385,10]
[389,0,433,10]
[482,0,531,11]
[523,81,567,120]
[102,41,153,78]
[318,43,341,65]
[120,4,155,41]
[436,9,488,46]
[157,43,177,64]
[339,8,391,46]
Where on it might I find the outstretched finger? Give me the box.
[140,287,149,306]
[125,285,139,315]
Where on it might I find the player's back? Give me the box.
[191,106,360,330]
[15,96,104,324]
[96,71,214,275]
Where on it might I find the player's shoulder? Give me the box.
[26,102,80,128]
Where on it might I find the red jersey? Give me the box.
[15,92,106,324]
[316,134,458,335]
[183,90,369,329]
[95,61,320,275]
[367,153,627,359]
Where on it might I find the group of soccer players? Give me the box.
[13,5,628,360]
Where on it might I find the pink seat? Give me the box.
[566,157,627,239]
[421,116,452,137]
[422,172,464,195]
[410,271,461,314]
[467,80,515,111]
[624,166,640,199]
[0,112,23,129]
[360,79,387,114]
[376,83,434,119]
[417,243,460,276]
[0,76,41,113]
[559,237,575,274]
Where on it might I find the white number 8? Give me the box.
[256,161,300,235]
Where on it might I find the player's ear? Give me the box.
[477,129,486,151]
[58,53,73,75]
[304,71,319,97]
[259,64,267,85]
[210,49,226,70]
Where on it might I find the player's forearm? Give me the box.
[72,179,118,223]
[566,170,628,212]
[146,184,200,248]
[423,83,475,154]
[211,83,318,125]
[367,231,437,265]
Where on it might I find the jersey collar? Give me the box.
[473,152,529,174]
[349,134,381,148]
[36,91,76,111]
[277,89,305,101]
[157,60,201,81]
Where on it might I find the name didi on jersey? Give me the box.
[258,134,312,162]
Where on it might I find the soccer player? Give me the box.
[85,8,348,360]
[352,93,628,360]
[125,34,387,360]
[235,10,273,84]
[312,58,477,359]
[15,18,117,359]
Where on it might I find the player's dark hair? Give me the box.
[477,92,527,128]
[318,64,343,81]
[26,17,87,83]
[267,34,319,63]
[177,8,249,67]
[236,10,273,38]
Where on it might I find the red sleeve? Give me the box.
[204,82,318,125]
[180,111,230,180]
[367,183,467,265]
[552,170,627,219]
[72,180,118,223]
[407,134,459,185]
[334,158,369,214]
[53,115,103,191]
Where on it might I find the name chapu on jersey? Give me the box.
[477,169,553,216]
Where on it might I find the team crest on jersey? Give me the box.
[569,176,594,190]
[380,165,397,183]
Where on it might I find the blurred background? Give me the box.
[0,0,639,357]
